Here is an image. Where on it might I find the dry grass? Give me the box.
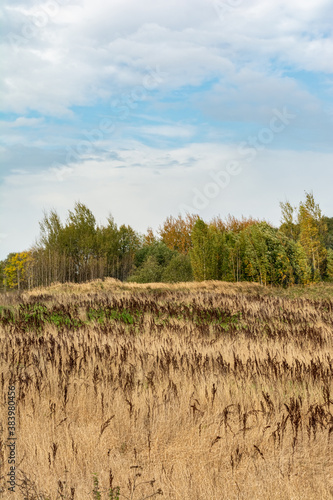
[21,277,333,301]
[0,280,333,499]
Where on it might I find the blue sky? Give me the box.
[1,0,333,259]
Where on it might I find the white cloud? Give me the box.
[133,124,196,138]
[1,0,332,115]
[11,117,44,127]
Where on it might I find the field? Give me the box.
[0,279,333,499]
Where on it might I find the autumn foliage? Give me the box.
[158,213,199,254]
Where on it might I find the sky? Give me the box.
[1,0,333,259]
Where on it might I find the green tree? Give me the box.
[323,216,333,250]
[39,209,63,251]
[129,242,176,283]
[98,215,120,277]
[326,248,333,281]
[117,225,141,281]
[134,241,174,268]
[242,224,270,285]
[162,254,193,282]
[279,236,311,285]
[127,256,163,283]
[215,230,238,282]
[190,219,218,281]
[279,201,299,241]
[62,202,98,281]
[240,223,294,286]
[37,209,68,283]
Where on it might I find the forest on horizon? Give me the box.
[2,191,333,292]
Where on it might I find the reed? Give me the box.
[0,281,332,498]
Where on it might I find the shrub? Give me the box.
[162,254,193,282]
[127,256,163,283]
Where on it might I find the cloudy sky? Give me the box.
[1,0,333,259]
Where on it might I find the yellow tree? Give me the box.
[143,227,157,246]
[159,213,199,255]
[4,251,34,290]
[222,214,260,233]
[297,192,327,281]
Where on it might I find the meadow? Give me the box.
[0,279,332,499]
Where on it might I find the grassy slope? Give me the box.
[0,280,332,499]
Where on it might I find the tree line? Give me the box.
[1,192,333,291]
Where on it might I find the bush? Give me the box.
[129,242,178,283]
[162,254,193,283]
[127,256,163,283]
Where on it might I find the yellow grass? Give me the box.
[0,280,333,499]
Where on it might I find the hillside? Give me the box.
[0,280,332,499]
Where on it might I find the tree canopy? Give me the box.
[1,192,331,291]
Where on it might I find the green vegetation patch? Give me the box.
[0,302,141,332]
[86,307,138,325]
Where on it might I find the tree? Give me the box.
[278,236,311,285]
[190,219,218,281]
[240,223,295,286]
[279,201,299,241]
[0,259,5,292]
[297,192,327,281]
[326,249,333,281]
[211,214,260,233]
[323,217,333,250]
[162,254,193,282]
[159,214,199,255]
[134,241,174,269]
[3,251,34,290]
[39,209,63,250]
[242,224,270,285]
[130,242,176,282]
[127,256,163,283]
[117,225,141,281]
[61,202,98,281]
[37,209,68,283]
[144,227,157,246]
[98,215,120,277]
